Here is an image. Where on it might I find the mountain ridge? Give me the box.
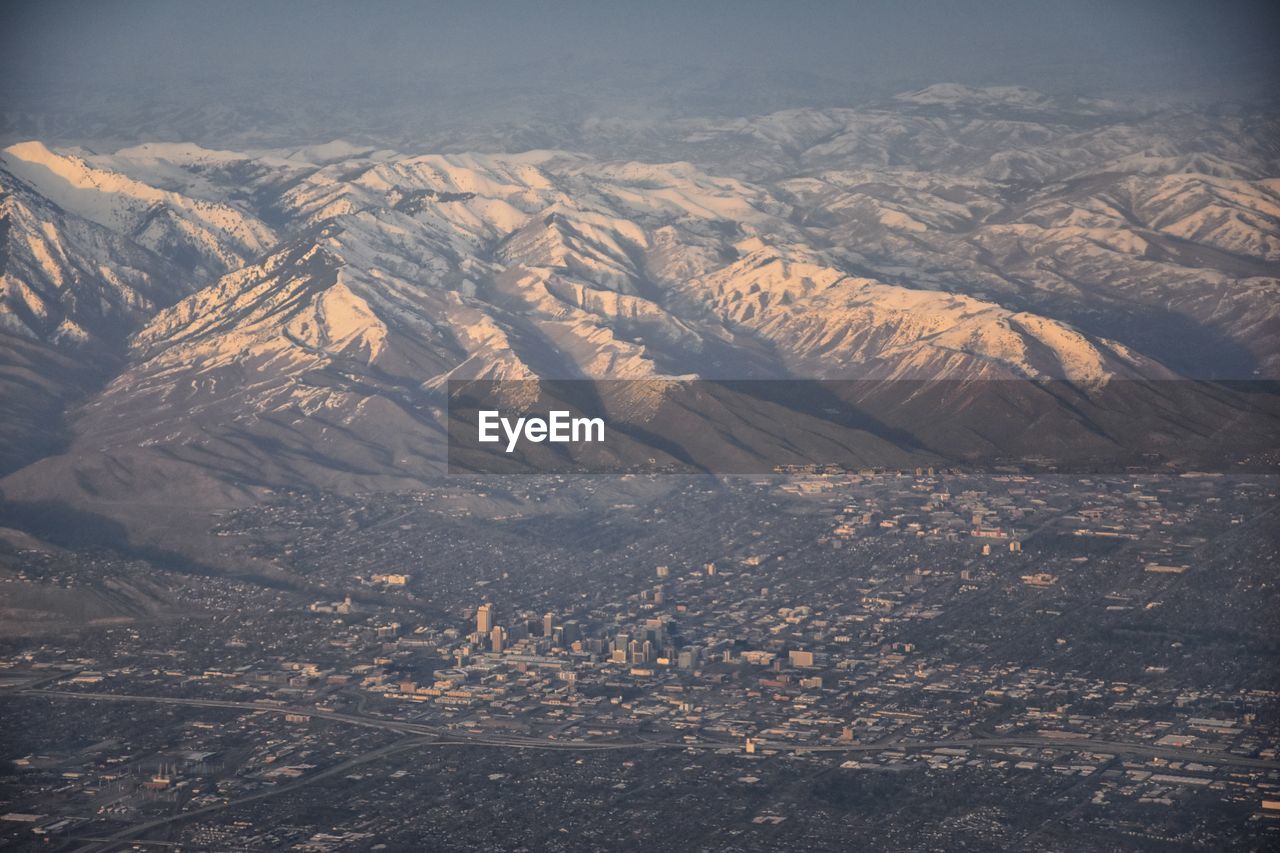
[1,90,1276,557]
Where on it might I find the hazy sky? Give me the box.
[3,0,1277,139]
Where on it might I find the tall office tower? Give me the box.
[476,603,494,635]
[789,649,815,668]
[543,612,554,638]
[490,625,505,654]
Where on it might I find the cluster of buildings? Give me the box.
[2,472,1277,846]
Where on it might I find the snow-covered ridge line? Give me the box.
[2,97,1275,492]
[1,140,277,279]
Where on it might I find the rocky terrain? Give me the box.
[1,86,1277,554]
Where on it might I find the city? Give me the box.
[2,472,1277,849]
[1,4,1278,847]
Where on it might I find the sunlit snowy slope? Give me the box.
[1,88,1276,504]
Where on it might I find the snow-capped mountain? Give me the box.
[0,141,276,279]
[0,166,199,471]
[0,167,192,349]
[1,88,1276,524]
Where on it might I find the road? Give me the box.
[13,687,1279,768]
[7,684,1272,852]
[69,736,440,853]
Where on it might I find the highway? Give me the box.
[6,684,1272,852]
[69,736,440,853]
[13,686,1279,768]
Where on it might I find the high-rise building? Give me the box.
[678,646,701,670]
[789,649,815,668]
[476,603,494,634]
[490,625,505,654]
[543,612,554,638]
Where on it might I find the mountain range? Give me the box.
[1,85,1277,556]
